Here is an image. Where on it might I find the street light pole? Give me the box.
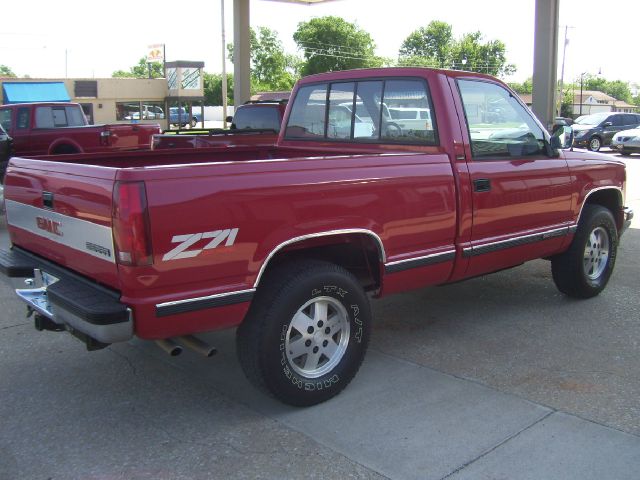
[221,0,228,129]
[579,72,586,116]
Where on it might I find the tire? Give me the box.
[588,136,602,152]
[190,118,198,128]
[551,204,618,298]
[384,122,402,138]
[237,260,371,406]
[51,144,79,155]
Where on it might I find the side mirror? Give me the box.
[550,125,573,149]
[603,121,613,127]
[225,116,233,124]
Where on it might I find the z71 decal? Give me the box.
[162,228,239,261]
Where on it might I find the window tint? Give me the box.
[0,109,11,131]
[234,105,281,131]
[457,80,545,159]
[285,84,328,138]
[381,80,435,143]
[610,115,624,127]
[16,108,29,129]
[354,81,382,139]
[622,114,636,126]
[65,106,86,126]
[35,107,54,128]
[285,78,437,145]
[327,83,356,140]
[52,107,68,127]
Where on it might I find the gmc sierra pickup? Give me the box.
[0,102,160,156]
[0,68,633,406]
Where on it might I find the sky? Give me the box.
[1,0,638,87]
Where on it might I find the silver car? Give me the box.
[611,126,640,156]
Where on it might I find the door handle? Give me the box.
[473,178,491,192]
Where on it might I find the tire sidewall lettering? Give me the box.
[276,283,365,391]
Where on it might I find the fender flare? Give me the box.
[48,138,84,155]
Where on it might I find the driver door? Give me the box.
[455,79,574,277]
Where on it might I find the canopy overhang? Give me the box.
[2,82,71,104]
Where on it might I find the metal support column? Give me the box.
[233,0,251,107]
[532,0,560,131]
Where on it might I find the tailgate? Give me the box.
[3,159,119,289]
[108,124,159,149]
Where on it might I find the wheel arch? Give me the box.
[580,187,623,231]
[48,139,83,155]
[254,230,386,292]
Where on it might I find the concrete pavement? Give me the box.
[0,151,639,479]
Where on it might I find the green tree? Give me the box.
[203,72,234,105]
[112,58,164,79]
[293,16,383,76]
[583,75,632,103]
[227,26,300,91]
[0,65,17,77]
[398,22,515,77]
[399,21,453,68]
[508,77,533,95]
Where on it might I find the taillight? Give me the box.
[112,181,153,266]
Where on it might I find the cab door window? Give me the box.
[457,80,545,159]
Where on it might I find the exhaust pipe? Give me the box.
[156,338,183,356]
[176,335,217,357]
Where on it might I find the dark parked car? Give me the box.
[226,100,287,131]
[572,112,640,152]
[0,123,12,182]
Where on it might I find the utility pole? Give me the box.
[221,0,228,129]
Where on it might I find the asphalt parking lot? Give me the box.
[1,150,639,479]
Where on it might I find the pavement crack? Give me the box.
[0,321,30,330]
[439,410,555,480]
[108,347,138,377]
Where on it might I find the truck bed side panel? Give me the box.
[124,152,457,337]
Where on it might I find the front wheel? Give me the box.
[190,118,198,128]
[551,205,618,298]
[237,260,371,406]
[588,136,602,152]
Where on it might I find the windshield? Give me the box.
[574,113,608,126]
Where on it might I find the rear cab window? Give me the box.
[35,106,87,128]
[285,77,438,145]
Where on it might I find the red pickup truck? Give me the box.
[0,68,633,406]
[0,102,160,156]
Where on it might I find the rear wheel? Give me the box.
[237,260,371,406]
[190,118,198,128]
[551,205,618,298]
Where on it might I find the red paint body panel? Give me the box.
[1,68,628,340]
[0,103,160,157]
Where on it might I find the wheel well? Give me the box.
[583,189,623,230]
[51,143,80,155]
[258,234,383,292]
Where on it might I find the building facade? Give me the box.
[0,62,205,130]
